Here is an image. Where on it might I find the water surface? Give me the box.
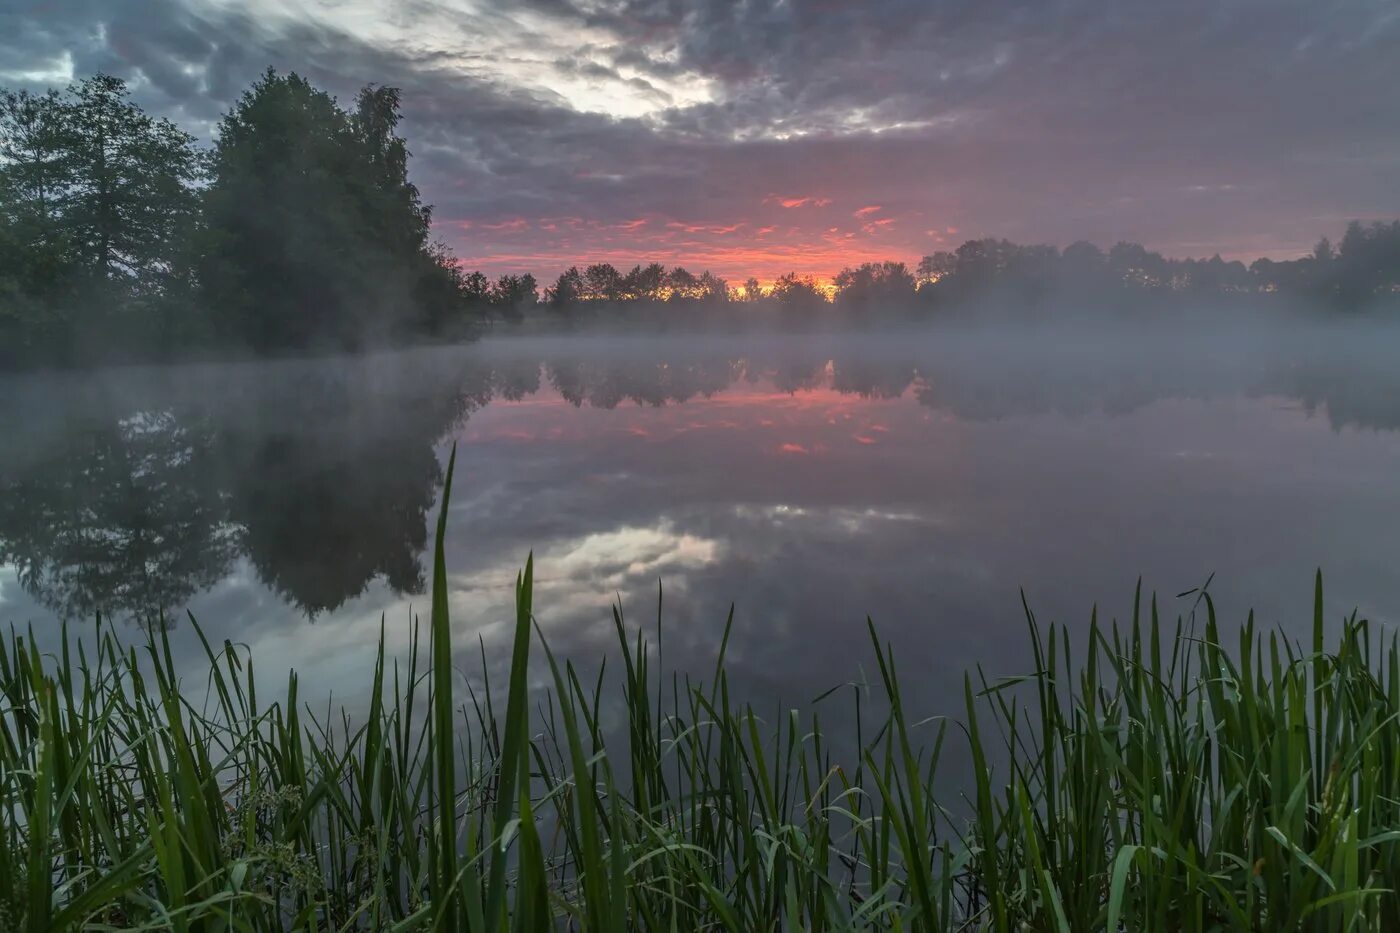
[4,327,1400,718]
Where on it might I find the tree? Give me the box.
[0,77,201,358]
[916,252,957,285]
[623,262,666,302]
[665,266,700,301]
[832,261,915,311]
[546,266,584,307]
[60,76,201,289]
[583,263,623,302]
[199,71,465,350]
[740,277,764,302]
[462,270,490,303]
[0,90,81,359]
[697,271,729,304]
[488,273,538,321]
[1330,221,1400,308]
[770,272,826,312]
[0,89,67,235]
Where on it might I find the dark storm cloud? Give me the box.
[3,0,1398,277]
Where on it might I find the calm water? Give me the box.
[3,327,1400,718]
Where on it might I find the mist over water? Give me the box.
[3,318,1400,721]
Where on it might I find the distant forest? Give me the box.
[3,72,1399,368]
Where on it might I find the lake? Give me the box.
[4,325,1400,721]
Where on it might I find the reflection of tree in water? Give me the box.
[831,358,919,399]
[534,341,1400,434]
[0,409,241,622]
[490,358,543,400]
[234,437,441,615]
[767,358,828,394]
[219,366,490,616]
[0,361,491,623]
[1291,361,1400,434]
[545,357,738,409]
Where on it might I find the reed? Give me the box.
[3,452,1398,929]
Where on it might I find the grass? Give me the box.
[3,449,1400,930]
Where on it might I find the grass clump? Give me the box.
[3,450,1400,929]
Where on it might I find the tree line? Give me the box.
[4,70,1399,368]
[539,228,1400,319]
[0,71,506,366]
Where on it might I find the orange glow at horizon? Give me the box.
[453,235,927,290]
[446,200,948,286]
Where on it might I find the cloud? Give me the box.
[768,196,834,209]
[3,0,1398,280]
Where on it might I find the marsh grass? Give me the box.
[3,448,1400,929]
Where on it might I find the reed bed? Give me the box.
[3,450,1399,930]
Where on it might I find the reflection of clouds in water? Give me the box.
[545,525,719,586]
[734,504,942,536]
[442,523,723,654]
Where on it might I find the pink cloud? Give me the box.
[666,221,746,235]
[481,218,529,232]
[854,205,882,218]
[769,195,833,209]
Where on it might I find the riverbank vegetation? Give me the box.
[3,454,1399,929]
[5,71,1400,368]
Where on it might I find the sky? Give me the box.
[4,0,1399,284]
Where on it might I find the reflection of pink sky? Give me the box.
[457,377,934,460]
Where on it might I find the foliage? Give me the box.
[833,260,916,310]
[199,72,469,350]
[770,270,827,311]
[0,77,201,360]
[4,455,1397,928]
[0,71,481,366]
[486,273,538,322]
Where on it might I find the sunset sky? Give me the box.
[4,0,1398,284]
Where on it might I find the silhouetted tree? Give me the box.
[488,273,538,321]
[915,252,958,285]
[623,262,666,302]
[583,263,624,302]
[833,261,916,311]
[666,266,700,300]
[199,71,468,350]
[698,271,730,303]
[546,266,585,307]
[770,272,827,314]
[1329,221,1400,308]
